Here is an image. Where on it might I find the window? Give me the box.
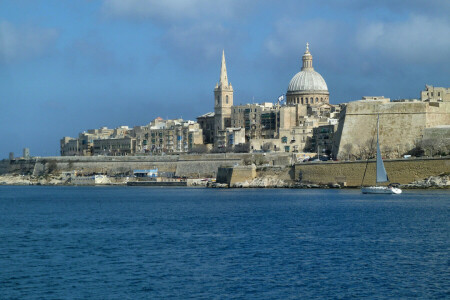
[284,146,290,152]
[315,97,318,103]
[281,136,288,143]
[226,95,229,104]
[305,98,308,104]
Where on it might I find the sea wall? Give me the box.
[295,157,450,186]
[217,165,257,185]
[0,153,292,178]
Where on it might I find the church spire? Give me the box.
[219,50,229,87]
[301,42,314,71]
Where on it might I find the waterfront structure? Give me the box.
[133,169,158,178]
[214,50,234,145]
[59,46,449,158]
[421,85,450,102]
[333,98,450,159]
[286,43,329,106]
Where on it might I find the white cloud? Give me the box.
[101,0,243,22]
[0,21,59,63]
[263,18,345,73]
[356,15,450,63]
[163,23,231,60]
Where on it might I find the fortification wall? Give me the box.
[335,101,450,159]
[295,157,450,186]
[217,165,256,185]
[1,153,291,178]
[175,160,240,178]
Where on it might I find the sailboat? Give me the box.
[361,115,402,194]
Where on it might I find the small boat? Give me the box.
[361,115,402,195]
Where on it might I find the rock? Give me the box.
[209,182,228,188]
[402,174,450,189]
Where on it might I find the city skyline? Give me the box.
[1,0,449,157]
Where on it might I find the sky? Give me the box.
[0,0,449,157]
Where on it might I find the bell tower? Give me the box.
[214,50,233,140]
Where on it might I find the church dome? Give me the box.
[286,43,328,95]
[287,70,328,93]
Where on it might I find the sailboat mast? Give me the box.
[376,115,380,186]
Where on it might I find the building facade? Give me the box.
[421,85,450,102]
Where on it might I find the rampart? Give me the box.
[334,101,450,159]
[0,153,292,178]
[217,165,257,185]
[295,157,450,187]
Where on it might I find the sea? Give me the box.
[0,186,448,299]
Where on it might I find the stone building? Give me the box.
[60,126,125,156]
[231,102,278,141]
[133,118,203,154]
[216,127,246,150]
[93,137,137,156]
[312,124,338,156]
[214,51,233,144]
[286,43,329,106]
[197,112,215,144]
[421,85,450,102]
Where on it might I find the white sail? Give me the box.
[361,114,401,194]
[376,115,389,183]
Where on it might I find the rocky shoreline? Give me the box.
[209,174,450,189]
[1,173,449,189]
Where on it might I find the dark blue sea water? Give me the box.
[0,187,448,299]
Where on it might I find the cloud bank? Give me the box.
[0,21,59,63]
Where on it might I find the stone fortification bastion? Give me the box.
[334,99,450,160]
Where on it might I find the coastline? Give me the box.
[1,173,448,189]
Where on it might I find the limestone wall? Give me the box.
[335,101,450,159]
[295,157,450,186]
[217,165,256,185]
[1,153,292,178]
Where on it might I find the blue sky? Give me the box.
[0,0,449,157]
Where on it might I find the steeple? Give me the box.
[301,42,314,71]
[219,50,229,87]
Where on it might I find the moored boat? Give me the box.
[360,115,402,195]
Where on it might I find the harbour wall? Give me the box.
[0,153,293,178]
[295,157,450,186]
[217,165,257,185]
